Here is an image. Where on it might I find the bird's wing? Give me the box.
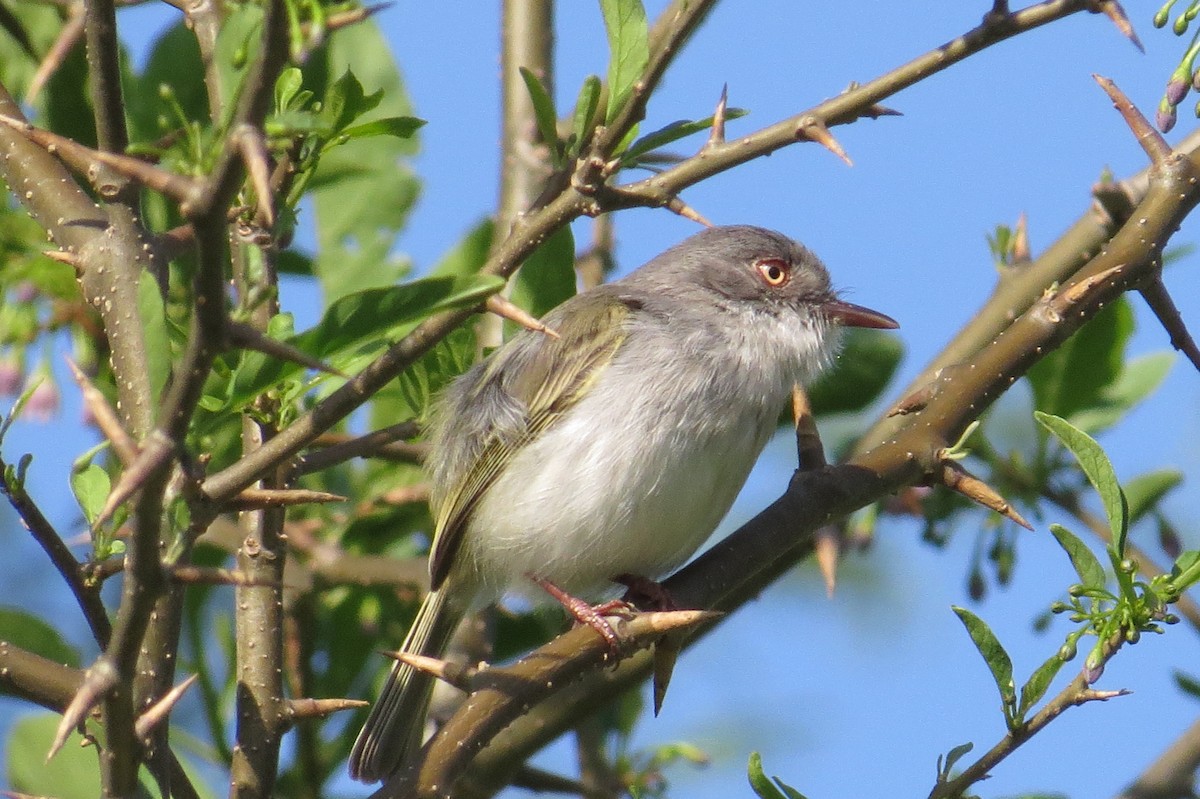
[428,293,630,588]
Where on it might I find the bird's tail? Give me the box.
[348,588,461,783]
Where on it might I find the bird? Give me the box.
[348,224,898,782]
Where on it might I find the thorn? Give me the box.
[940,460,1033,530]
[1059,262,1129,306]
[42,249,81,267]
[1093,75,1170,165]
[798,118,853,166]
[861,103,903,119]
[382,650,478,692]
[236,125,276,228]
[1139,275,1200,372]
[134,674,198,740]
[705,84,729,149]
[651,634,683,715]
[1077,687,1132,703]
[889,382,936,416]
[792,384,826,471]
[26,3,85,104]
[323,2,393,32]
[1098,1,1143,52]
[285,696,369,722]
[227,321,345,376]
[226,487,346,511]
[665,195,713,227]
[638,609,722,634]
[65,357,139,465]
[1012,212,1031,263]
[91,431,174,532]
[48,659,118,761]
[485,295,560,339]
[815,527,840,597]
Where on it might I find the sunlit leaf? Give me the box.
[1036,412,1128,555]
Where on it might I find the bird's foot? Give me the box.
[527,574,633,652]
[614,573,678,611]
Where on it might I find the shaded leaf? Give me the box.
[1049,524,1106,589]
[1124,468,1183,525]
[8,714,102,799]
[0,607,80,668]
[221,274,503,411]
[1174,670,1200,701]
[430,219,494,279]
[508,225,576,326]
[1068,352,1175,434]
[1028,298,1132,420]
[600,0,649,125]
[1036,412,1128,555]
[951,606,1016,710]
[806,328,903,416]
[137,272,171,405]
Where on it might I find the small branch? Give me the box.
[66,357,138,465]
[0,450,111,647]
[929,634,1128,798]
[1139,275,1200,372]
[295,421,424,475]
[227,321,344,376]
[225,487,346,511]
[1093,74,1169,166]
[83,0,128,155]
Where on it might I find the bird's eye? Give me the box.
[755,258,790,287]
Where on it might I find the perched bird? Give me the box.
[349,225,898,782]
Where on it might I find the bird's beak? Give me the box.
[825,300,898,330]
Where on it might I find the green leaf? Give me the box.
[307,19,421,301]
[748,752,809,799]
[939,741,974,778]
[1017,648,1070,720]
[1067,352,1175,434]
[1027,298,1132,420]
[137,272,171,405]
[599,0,649,125]
[429,219,495,279]
[806,328,903,416]
[222,274,503,411]
[519,66,561,160]
[1124,468,1184,525]
[274,66,304,112]
[70,463,111,526]
[341,115,426,140]
[508,224,576,324]
[621,108,749,165]
[951,606,1016,712]
[1036,412,1128,555]
[0,607,80,668]
[570,74,603,155]
[8,714,101,799]
[322,69,384,133]
[1174,669,1200,701]
[1049,524,1106,589]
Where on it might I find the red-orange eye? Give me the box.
[756,258,790,287]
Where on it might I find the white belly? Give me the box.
[454,364,780,603]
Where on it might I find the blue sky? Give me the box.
[4,3,1200,798]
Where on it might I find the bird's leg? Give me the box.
[614,573,678,611]
[527,574,633,651]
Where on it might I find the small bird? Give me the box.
[348,225,897,782]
